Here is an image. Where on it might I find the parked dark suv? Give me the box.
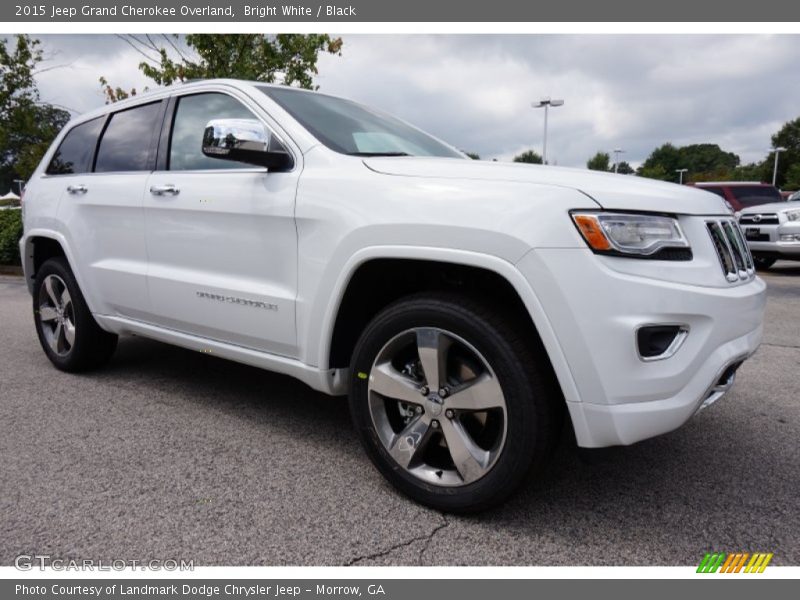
[690,182,785,212]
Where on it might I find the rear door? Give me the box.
[143,90,299,357]
[54,100,164,317]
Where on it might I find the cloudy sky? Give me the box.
[28,34,800,168]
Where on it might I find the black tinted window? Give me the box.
[701,186,726,199]
[169,93,256,170]
[730,185,783,208]
[95,102,162,173]
[46,117,104,175]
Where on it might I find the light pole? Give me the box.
[613,148,625,174]
[772,146,787,187]
[675,168,688,185]
[532,98,564,165]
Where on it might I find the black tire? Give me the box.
[33,257,117,372]
[753,256,776,271]
[348,292,561,513]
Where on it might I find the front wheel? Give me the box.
[349,293,560,513]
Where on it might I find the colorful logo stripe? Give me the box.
[697,552,773,573]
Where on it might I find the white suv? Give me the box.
[20,79,766,511]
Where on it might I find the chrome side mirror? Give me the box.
[202,118,293,171]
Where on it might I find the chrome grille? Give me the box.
[706,219,755,283]
[739,213,779,225]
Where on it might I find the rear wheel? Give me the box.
[349,292,560,513]
[753,256,776,271]
[33,257,117,372]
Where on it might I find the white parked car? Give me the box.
[738,200,800,269]
[20,80,766,511]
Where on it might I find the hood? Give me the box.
[363,157,730,216]
[739,201,795,214]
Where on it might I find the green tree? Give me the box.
[769,118,800,187]
[513,149,543,164]
[615,161,635,175]
[1,35,70,192]
[783,163,800,190]
[464,152,480,160]
[587,151,611,171]
[637,142,741,182]
[637,164,669,181]
[102,34,344,102]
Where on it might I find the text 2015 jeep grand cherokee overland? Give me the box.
[20,80,766,511]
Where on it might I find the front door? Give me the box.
[143,91,299,357]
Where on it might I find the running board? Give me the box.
[94,314,348,396]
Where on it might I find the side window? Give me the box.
[46,117,105,175]
[169,93,260,171]
[95,101,162,173]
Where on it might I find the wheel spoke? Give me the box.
[440,417,490,484]
[370,362,422,403]
[446,373,505,412]
[39,306,58,322]
[416,328,451,390]
[51,322,63,353]
[63,320,76,347]
[60,287,71,309]
[44,276,60,307]
[387,415,433,469]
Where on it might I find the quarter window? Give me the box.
[169,93,259,171]
[95,101,162,173]
[46,117,104,175]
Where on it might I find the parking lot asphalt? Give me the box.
[0,265,798,567]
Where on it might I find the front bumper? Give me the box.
[516,247,766,447]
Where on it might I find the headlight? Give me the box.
[571,212,691,258]
[784,209,800,222]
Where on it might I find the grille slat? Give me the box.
[706,219,755,283]
[739,213,779,225]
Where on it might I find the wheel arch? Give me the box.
[21,231,82,299]
[317,247,583,409]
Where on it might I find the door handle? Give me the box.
[66,184,87,194]
[149,184,180,196]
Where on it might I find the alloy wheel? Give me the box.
[367,327,507,487]
[37,274,76,357]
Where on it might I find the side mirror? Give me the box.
[202,118,293,171]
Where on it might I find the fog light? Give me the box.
[636,325,689,361]
[780,234,800,242]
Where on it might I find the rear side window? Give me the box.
[729,186,783,208]
[95,101,162,173]
[46,117,104,175]
[169,93,258,171]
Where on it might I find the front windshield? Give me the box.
[259,86,464,158]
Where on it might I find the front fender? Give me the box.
[301,244,582,411]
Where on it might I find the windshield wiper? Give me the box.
[347,151,411,157]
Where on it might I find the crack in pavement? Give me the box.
[345,514,449,566]
[417,514,449,565]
